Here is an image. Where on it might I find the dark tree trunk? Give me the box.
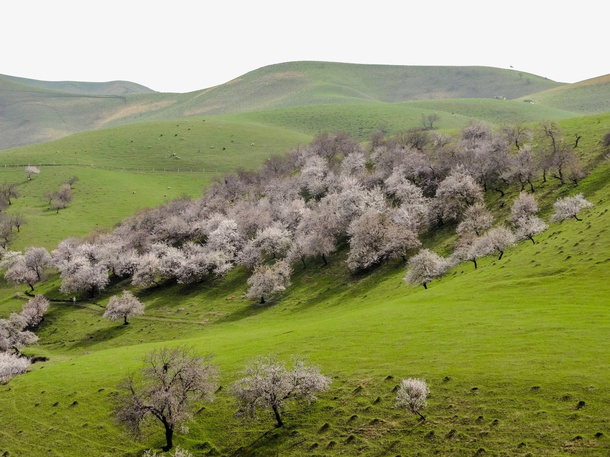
[28,283,34,292]
[573,215,583,222]
[260,296,265,304]
[519,180,525,191]
[472,259,478,269]
[528,236,536,245]
[528,180,535,193]
[162,424,174,452]
[301,257,306,269]
[494,187,505,198]
[422,282,428,290]
[416,410,426,421]
[498,251,504,260]
[574,135,581,148]
[123,315,129,325]
[272,404,284,427]
[321,253,327,266]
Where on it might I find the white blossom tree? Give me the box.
[511,193,547,244]
[435,166,484,223]
[20,295,50,329]
[103,291,145,325]
[246,260,292,304]
[24,166,40,180]
[231,355,331,428]
[0,352,31,383]
[1,247,53,291]
[551,194,593,222]
[0,314,38,354]
[456,203,494,237]
[403,249,450,289]
[481,227,516,260]
[395,378,430,421]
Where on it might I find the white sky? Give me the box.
[2,0,607,93]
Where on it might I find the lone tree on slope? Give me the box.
[24,166,40,181]
[231,355,331,428]
[103,290,145,325]
[395,377,430,421]
[403,249,449,289]
[115,347,217,452]
[551,194,593,222]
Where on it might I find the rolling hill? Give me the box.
[0,62,570,150]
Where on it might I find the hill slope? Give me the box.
[0,113,609,456]
[518,74,610,114]
[0,62,566,150]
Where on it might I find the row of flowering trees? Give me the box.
[0,121,596,305]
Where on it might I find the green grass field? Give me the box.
[0,108,609,456]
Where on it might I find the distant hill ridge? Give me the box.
[0,61,607,150]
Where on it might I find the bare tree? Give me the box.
[0,183,19,206]
[103,291,145,325]
[115,347,217,452]
[403,249,450,289]
[231,355,331,428]
[551,194,593,222]
[395,378,430,421]
[51,184,73,213]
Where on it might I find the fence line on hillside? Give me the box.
[0,162,223,174]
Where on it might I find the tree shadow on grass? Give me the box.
[70,324,129,350]
[230,427,293,457]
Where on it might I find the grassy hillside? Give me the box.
[0,74,155,95]
[518,74,610,114]
[0,62,566,150]
[0,113,609,456]
[0,117,311,250]
[225,99,578,141]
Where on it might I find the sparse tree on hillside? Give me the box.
[103,291,145,325]
[450,234,493,270]
[505,146,538,192]
[24,166,40,181]
[51,184,73,213]
[65,175,79,189]
[0,182,19,206]
[421,113,440,130]
[403,249,450,289]
[502,123,532,151]
[551,194,593,222]
[396,378,430,421]
[246,260,292,304]
[8,213,27,233]
[231,355,331,428]
[115,347,217,452]
[511,193,547,244]
[0,352,31,384]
